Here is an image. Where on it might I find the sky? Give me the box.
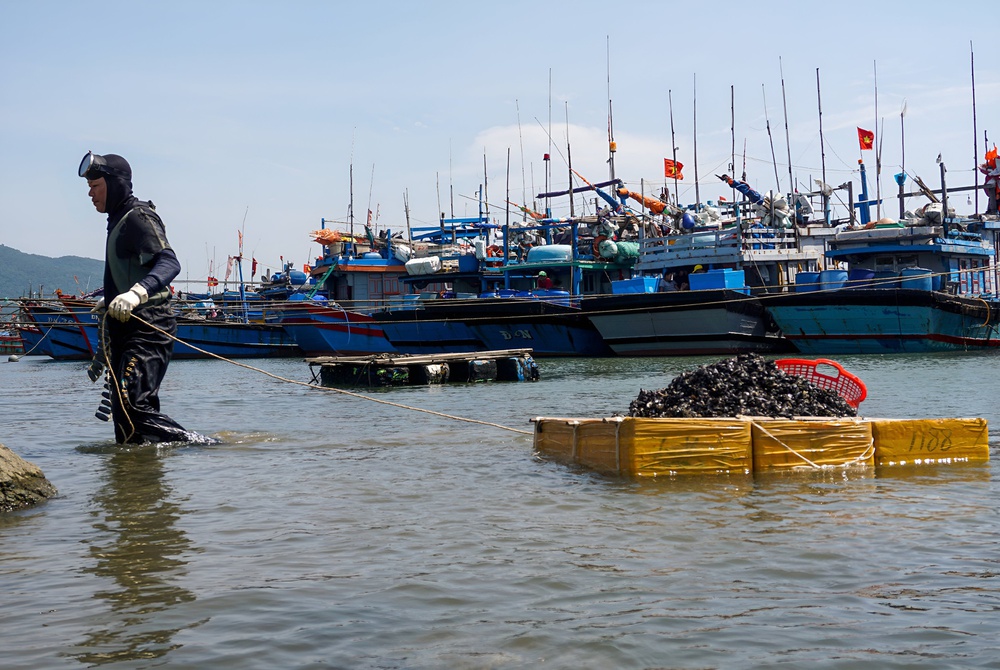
[2,0,997,291]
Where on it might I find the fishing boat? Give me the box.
[294,196,630,357]
[764,162,1000,354]
[269,226,408,356]
[578,177,835,356]
[16,297,304,361]
[369,211,638,357]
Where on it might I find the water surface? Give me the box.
[2,352,998,668]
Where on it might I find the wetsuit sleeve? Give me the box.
[137,247,181,295]
[120,209,181,295]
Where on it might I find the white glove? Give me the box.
[91,297,106,314]
[108,283,149,322]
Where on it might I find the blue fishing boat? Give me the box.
[270,226,408,356]
[370,221,633,357]
[16,297,303,361]
[764,161,1000,354]
[578,177,831,356]
[297,200,627,357]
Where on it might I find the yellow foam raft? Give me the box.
[531,416,989,477]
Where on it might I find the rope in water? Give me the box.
[129,313,534,436]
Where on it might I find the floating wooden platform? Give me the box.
[532,416,990,477]
[308,348,539,387]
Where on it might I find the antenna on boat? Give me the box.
[816,68,830,224]
[449,140,455,218]
[693,73,701,210]
[668,88,679,205]
[971,40,979,216]
[779,57,794,203]
[763,84,780,191]
[607,35,616,182]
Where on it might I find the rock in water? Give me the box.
[628,354,857,419]
[1,442,57,512]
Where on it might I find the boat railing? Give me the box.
[635,223,826,272]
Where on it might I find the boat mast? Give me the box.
[763,84,780,191]
[816,68,830,224]
[873,61,882,220]
[546,68,552,218]
[607,35,616,182]
[730,86,739,222]
[516,99,528,220]
[971,40,979,216]
[899,100,907,219]
[693,73,701,210]
[669,89,679,205]
[780,57,794,202]
[404,188,412,247]
[566,102,574,218]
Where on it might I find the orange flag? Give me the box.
[857,127,874,151]
[664,158,685,179]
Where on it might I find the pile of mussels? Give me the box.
[627,354,857,419]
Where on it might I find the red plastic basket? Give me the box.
[774,358,868,408]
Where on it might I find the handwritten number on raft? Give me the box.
[907,428,954,453]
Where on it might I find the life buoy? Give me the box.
[485,245,503,266]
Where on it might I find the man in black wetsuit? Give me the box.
[79,151,201,444]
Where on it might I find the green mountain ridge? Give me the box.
[0,244,104,299]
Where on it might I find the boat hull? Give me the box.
[275,303,397,356]
[20,301,303,360]
[375,298,613,357]
[582,290,791,356]
[765,289,1000,354]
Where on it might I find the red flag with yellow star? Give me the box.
[664,158,684,179]
[857,127,874,151]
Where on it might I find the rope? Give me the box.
[748,418,875,470]
[93,311,139,443]
[129,313,533,436]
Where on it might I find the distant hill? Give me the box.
[0,244,104,299]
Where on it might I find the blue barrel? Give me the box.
[820,269,848,291]
[795,271,820,292]
[873,270,898,289]
[847,268,875,289]
[900,267,933,291]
